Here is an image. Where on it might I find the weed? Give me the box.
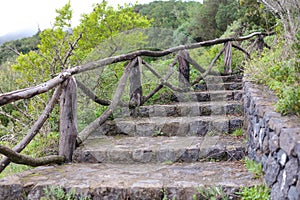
[232,128,243,137]
[41,186,91,200]
[237,185,270,200]
[161,188,176,200]
[152,129,166,137]
[194,186,229,200]
[244,157,263,179]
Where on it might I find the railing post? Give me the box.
[59,77,78,162]
[129,57,143,116]
[257,34,265,53]
[178,50,190,90]
[224,41,232,74]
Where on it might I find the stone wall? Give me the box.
[243,78,300,200]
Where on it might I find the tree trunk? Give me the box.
[129,57,143,116]
[178,50,190,90]
[59,77,78,162]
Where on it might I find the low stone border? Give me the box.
[243,78,300,200]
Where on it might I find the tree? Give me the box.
[0,1,151,150]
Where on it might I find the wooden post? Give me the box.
[178,50,190,90]
[59,77,78,162]
[129,57,143,116]
[257,34,265,54]
[224,41,232,74]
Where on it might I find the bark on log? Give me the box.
[224,42,232,74]
[76,59,136,145]
[59,77,78,162]
[178,50,190,90]
[0,85,64,173]
[0,72,70,106]
[0,145,64,167]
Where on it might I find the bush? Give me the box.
[245,36,300,116]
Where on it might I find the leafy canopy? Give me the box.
[12,1,151,87]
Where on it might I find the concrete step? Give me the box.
[73,135,245,164]
[193,82,243,92]
[174,90,243,102]
[0,162,260,200]
[115,101,243,118]
[204,74,243,83]
[92,116,243,137]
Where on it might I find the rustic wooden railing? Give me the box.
[0,32,272,173]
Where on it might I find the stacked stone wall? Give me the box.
[243,78,300,200]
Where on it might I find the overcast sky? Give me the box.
[0,0,201,36]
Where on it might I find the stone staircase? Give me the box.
[0,74,260,200]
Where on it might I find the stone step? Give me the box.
[73,136,245,164]
[92,116,243,137]
[115,101,243,118]
[0,161,259,200]
[193,82,243,92]
[174,90,243,102]
[204,74,243,83]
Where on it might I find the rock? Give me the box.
[294,143,300,162]
[270,181,284,200]
[269,131,279,153]
[277,150,288,167]
[288,186,300,200]
[284,157,298,187]
[270,183,285,200]
[264,155,280,187]
[259,128,266,149]
[280,128,300,155]
[189,121,208,136]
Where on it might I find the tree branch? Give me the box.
[232,44,251,59]
[0,145,64,167]
[0,72,70,106]
[76,80,111,106]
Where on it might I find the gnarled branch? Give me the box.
[0,145,64,167]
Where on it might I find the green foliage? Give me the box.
[42,186,91,200]
[238,157,270,200]
[0,33,40,65]
[23,132,59,157]
[237,185,270,200]
[194,186,229,200]
[232,128,244,137]
[239,0,276,32]
[0,163,31,179]
[244,157,263,179]
[245,37,300,115]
